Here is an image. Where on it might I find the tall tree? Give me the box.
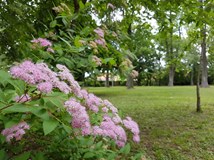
[154,0,184,86]
[199,0,209,87]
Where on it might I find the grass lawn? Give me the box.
[87,86,214,160]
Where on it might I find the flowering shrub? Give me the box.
[31,38,54,53]
[0,61,141,159]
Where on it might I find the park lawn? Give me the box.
[87,86,214,160]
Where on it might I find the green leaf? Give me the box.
[74,36,82,47]
[95,141,103,149]
[69,46,85,53]
[102,58,115,65]
[39,50,54,60]
[44,96,64,109]
[58,36,72,48]
[83,152,95,159]
[0,70,10,86]
[32,152,46,160]
[80,26,92,36]
[62,124,72,134]
[8,80,25,95]
[79,137,94,146]
[132,153,144,160]
[0,115,5,121]
[107,153,116,160]
[2,90,16,103]
[14,152,30,160]
[79,1,85,10]
[4,119,20,128]
[62,18,68,27]
[31,108,50,120]
[0,149,8,160]
[0,28,6,32]
[119,143,130,155]
[0,70,10,81]
[50,20,57,28]
[0,91,7,103]
[2,104,30,114]
[43,118,59,135]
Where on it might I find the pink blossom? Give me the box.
[94,28,104,38]
[95,38,106,47]
[31,39,39,43]
[57,64,81,93]
[103,100,118,114]
[95,117,127,146]
[133,134,140,143]
[1,122,30,142]
[102,107,109,113]
[10,61,36,85]
[116,141,125,147]
[10,61,72,94]
[47,47,54,53]
[10,61,141,147]
[77,89,88,99]
[37,82,53,93]
[84,93,102,112]
[31,38,52,47]
[92,126,103,135]
[54,81,71,94]
[112,114,122,124]
[123,117,140,143]
[64,98,91,135]
[92,55,102,66]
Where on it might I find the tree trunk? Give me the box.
[73,0,80,13]
[105,69,110,87]
[94,77,97,87]
[126,74,134,89]
[167,11,175,87]
[196,63,201,112]
[200,25,209,87]
[168,65,175,86]
[190,70,194,86]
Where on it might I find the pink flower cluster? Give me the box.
[92,55,102,66]
[94,28,104,38]
[94,28,107,48]
[63,77,140,147]
[31,38,54,53]
[10,60,71,94]
[1,122,30,142]
[123,117,140,143]
[93,115,126,147]
[9,61,140,147]
[95,39,106,47]
[64,98,91,135]
[54,63,140,147]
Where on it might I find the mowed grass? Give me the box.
[87,86,214,160]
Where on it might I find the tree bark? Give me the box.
[73,0,80,13]
[126,74,134,89]
[168,65,175,86]
[196,63,201,112]
[105,68,110,87]
[190,70,194,85]
[167,11,175,86]
[200,25,209,87]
